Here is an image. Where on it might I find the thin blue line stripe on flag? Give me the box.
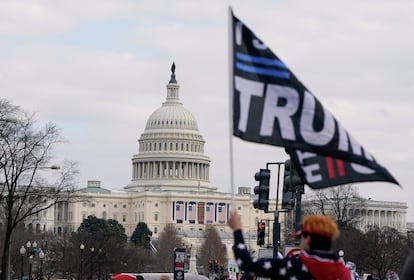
[235,62,290,79]
[236,52,288,69]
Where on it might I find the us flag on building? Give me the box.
[188,201,197,223]
[175,201,185,223]
[217,203,227,224]
[205,202,214,224]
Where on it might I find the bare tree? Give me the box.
[154,224,183,272]
[197,225,228,275]
[358,226,409,280]
[0,99,78,280]
[303,184,366,229]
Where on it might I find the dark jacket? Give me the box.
[401,249,414,280]
[232,230,351,280]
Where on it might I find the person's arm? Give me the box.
[228,210,241,231]
[229,210,303,278]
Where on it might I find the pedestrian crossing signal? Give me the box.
[257,222,266,246]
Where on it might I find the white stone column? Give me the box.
[201,164,205,180]
[138,162,142,178]
[192,163,196,179]
[151,162,155,178]
[133,162,136,179]
[164,161,167,178]
[206,165,209,180]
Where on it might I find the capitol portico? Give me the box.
[356,200,407,232]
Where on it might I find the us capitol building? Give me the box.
[46,65,275,249]
[27,65,408,248]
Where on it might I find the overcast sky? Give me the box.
[1,0,413,221]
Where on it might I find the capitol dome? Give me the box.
[125,63,215,192]
[145,97,199,132]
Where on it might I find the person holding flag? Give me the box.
[228,210,351,280]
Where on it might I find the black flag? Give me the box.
[231,12,398,188]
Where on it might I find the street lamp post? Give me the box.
[80,244,85,280]
[338,250,345,263]
[90,247,95,280]
[28,256,33,280]
[26,241,32,280]
[97,249,102,280]
[19,246,26,280]
[38,250,45,280]
[24,241,39,280]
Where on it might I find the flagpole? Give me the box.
[228,6,236,210]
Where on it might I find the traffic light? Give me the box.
[208,260,213,271]
[257,222,266,246]
[253,169,270,212]
[214,260,219,273]
[282,159,303,210]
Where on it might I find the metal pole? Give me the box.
[39,259,43,280]
[295,192,302,230]
[28,256,32,280]
[80,251,83,280]
[273,211,280,257]
[90,247,95,280]
[265,162,284,258]
[20,255,24,280]
[264,219,271,247]
[90,261,93,280]
[294,190,303,232]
